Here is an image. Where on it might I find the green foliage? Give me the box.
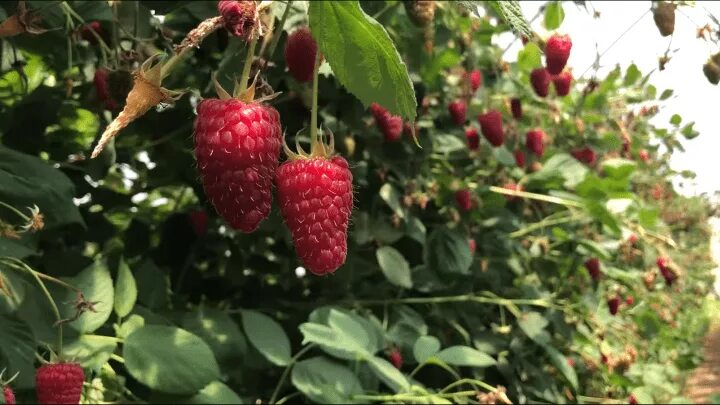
[0,1,714,404]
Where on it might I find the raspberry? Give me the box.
[468,239,477,254]
[466,69,482,92]
[545,34,572,75]
[567,358,575,368]
[455,189,473,212]
[601,353,609,365]
[525,129,545,157]
[477,110,504,147]
[218,0,257,40]
[403,0,436,27]
[653,2,675,37]
[277,140,353,275]
[79,21,102,44]
[625,296,634,306]
[628,394,638,405]
[3,386,15,405]
[448,100,467,125]
[585,258,601,281]
[552,70,573,96]
[638,149,650,162]
[465,127,480,151]
[93,69,117,111]
[189,209,209,238]
[36,362,84,404]
[521,35,529,45]
[530,68,551,98]
[370,103,403,142]
[284,27,318,83]
[607,296,620,315]
[510,98,522,119]
[514,149,526,168]
[656,256,676,286]
[388,349,403,369]
[571,146,597,165]
[502,183,523,201]
[628,234,638,245]
[193,98,282,233]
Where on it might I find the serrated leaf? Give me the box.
[490,0,532,37]
[543,1,565,30]
[425,228,473,275]
[308,1,416,120]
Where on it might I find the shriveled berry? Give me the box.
[277,156,353,275]
[510,98,522,119]
[514,149,526,168]
[585,258,601,281]
[218,0,257,40]
[36,362,84,404]
[284,27,318,83]
[525,129,545,157]
[455,189,473,212]
[653,2,675,37]
[530,68,551,97]
[465,127,480,151]
[448,100,467,125]
[193,98,282,233]
[477,110,504,147]
[371,103,403,142]
[552,70,573,96]
[545,34,572,75]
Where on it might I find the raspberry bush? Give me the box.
[0,1,716,404]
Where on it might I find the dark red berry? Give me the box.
[571,146,597,165]
[466,69,482,92]
[530,68,551,97]
[545,34,572,75]
[585,258,601,281]
[455,189,473,212]
[448,100,467,125]
[370,103,403,142]
[465,127,480,151]
[468,239,477,254]
[389,350,402,370]
[218,0,257,40]
[284,27,318,83]
[525,129,545,157]
[510,98,522,119]
[477,110,504,147]
[189,210,209,238]
[514,149,526,168]
[3,386,15,405]
[94,68,117,111]
[608,296,620,315]
[552,70,573,96]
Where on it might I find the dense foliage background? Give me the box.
[0,1,716,404]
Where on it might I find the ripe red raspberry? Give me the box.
[79,21,102,44]
[465,127,480,151]
[3,386,15,405]
[93,69,117,111]
[218,0,257,41]
[530,68,551,97]
[466,69,482,92]
[370,103,403,142]
[571,146,597,165]
[628,234,638,245]
[607,296,620,315]
[193,98,282,233]
[277,134,353,276]
[656,256,676,286]
[189,209,209,238]
[502,183,523,201]
[455,189,473,212]
[284,27,318,83]
[585,258,601,281]
[514,149,526,168]
[448,100,467,125]
[510,98,522,119]
[567,357,575,368]
[639,149,649,162]
[477,110,504,147]
[552,70,573,96]
[525,129,545,157]
[625,296,634,306]
[389,349,403,369]
[628,394,638,405]
[468,238,477,254]
[36,362,84,404]
[545,34,572,75]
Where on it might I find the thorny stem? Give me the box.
[309,50,321,141]
[238,34,259,94]
[161,16,224,79]
[0,200,30,221]
[266,1,292,60]
[268,344,316,404]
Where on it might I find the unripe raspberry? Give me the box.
[465,127,480,151]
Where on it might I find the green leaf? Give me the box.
[376,246,412,288]
[659,89,674,100]
[517,312,550,344]
[181,381,245,404]
[0,238,36,259]
[62,261,114,334]
[0,314,36,389]
[528,153,588,188]
[624,64,641,85]
[670,114,682,126]
[543,1,565,30]
[489,1,532,37]
[541,343,578,390]
[241,310,291,366]
[379,183,405,219]
[291,357,363,404]
[413,335,441,363]
[367,356,410,392]
[0,145,84,229]
[435,346,496,368]
[425,227,473,275]
[134,260,170,310]
[517,42,542,71]
[64,334,117,370]
[681,122,699,139]
[494,146,517,166]
[183,307,248,365]
[308,1,416,120]
[601,158,636,179]
[114,258,137,319]
[300,323,357,360]
[123,325,220,395]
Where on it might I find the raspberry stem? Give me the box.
[309,49,322,145]
[238,34,259,94]
[266,1,293,60]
